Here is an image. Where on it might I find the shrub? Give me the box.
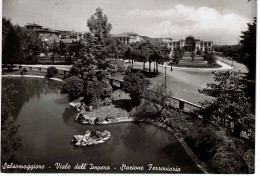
[197,49,202,55]
[203,52,216,64]
[130,100,158,120]
[46,66,58,78]
[96,70,108,81]
[117,61,126,73]
[61,76,84,101]
[125,65,132,74]
[123,72,150,104]
[20,68,27,75]
[83,81,113,108]
[185,127,249,173]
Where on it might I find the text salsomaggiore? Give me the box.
[2,163,45,171]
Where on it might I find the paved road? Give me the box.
[132,58,247,105]
[215,56,248,72]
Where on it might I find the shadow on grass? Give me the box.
[131,69,161,78]
[112,99,137,112]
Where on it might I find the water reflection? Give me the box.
[2,78,62,120]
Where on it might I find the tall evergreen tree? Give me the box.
[87,7,112,41]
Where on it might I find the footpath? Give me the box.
[164,59,233,72]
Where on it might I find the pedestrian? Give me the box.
[171,66,173,72]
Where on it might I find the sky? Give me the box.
[2,0,257,45]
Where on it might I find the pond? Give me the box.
[2,77,202,173]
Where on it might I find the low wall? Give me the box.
[105,78,202,113]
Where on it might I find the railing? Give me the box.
[168,96,201,112]
[143,89,201,113]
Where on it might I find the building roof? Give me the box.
[25,23,43,27]
[200,40,213,43]
[120,32,139,36]
[110,32,140,38]
[37,28,60,34]
[110,34,130,38]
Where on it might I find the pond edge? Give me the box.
[2,74,210,174]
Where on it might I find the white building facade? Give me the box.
[110,32,143,44]
[163,36,213,52]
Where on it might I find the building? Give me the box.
[24,23,43,35]
[59,31,83,44]
[163,36,213,52]
[24,23,84,44]
[110,32,143,44]
[40,34,61,44]
[37,28,60,35]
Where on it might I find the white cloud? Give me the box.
[126,5,252,44]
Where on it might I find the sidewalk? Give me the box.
[163,60,233,72]
[15,64,72,71]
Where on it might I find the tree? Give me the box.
[172,48,184,65]
[46,66,58,78]
[124,43,139,69]
[83,81,112,108]
[150,44,170,73]
[2,18,21,69]
[59,40,66,57]
[87,7,112,41]
[197,71,254,139]
[203,51,216,64]
[1,84,22,163]
[61,76,84,101]
[50,41,59,64]
[240,18,256,108]
[123,72,150,104]
[26,33,43,63]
